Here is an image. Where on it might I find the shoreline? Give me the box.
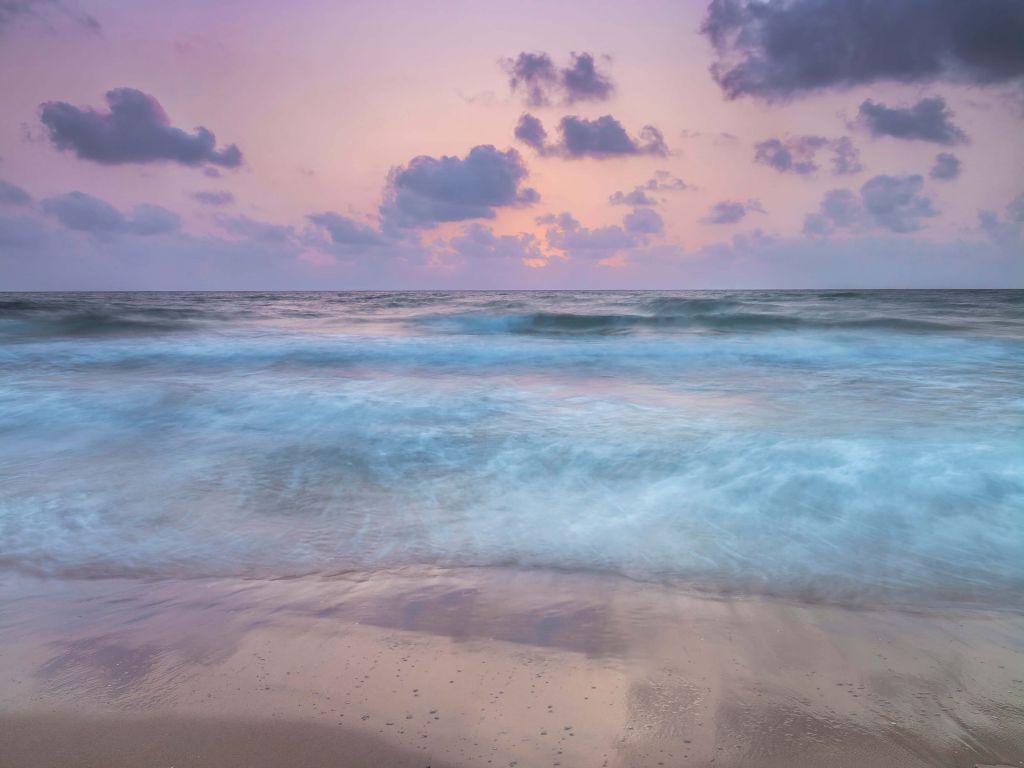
[1,566,1022,767]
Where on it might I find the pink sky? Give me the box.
[0,0,1021,288]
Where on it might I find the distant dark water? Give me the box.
[1,290,1021,608]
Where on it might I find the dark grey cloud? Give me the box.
[623,207,664,234]
[0,0,99,34]
[381,145,539,229]
[701,0,1024,100]
[609,171,688,206]
[929,152,962,180]
[857,97,967,144]
[0,179,31,206]
[702,199,764,225]
[40,88,243,167]
[754,136,862,176]
[307,211,388,247]
[505,51,614,107]
[517,114,668,159]
[192,190,234,206]
[41,191,180,235]
[804,175,938,234]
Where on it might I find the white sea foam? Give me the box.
[0,291,1021,607]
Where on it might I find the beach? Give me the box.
[3,0,1023,755]
[1,567,1022,768]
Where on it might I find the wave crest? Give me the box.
[421,310,962,335]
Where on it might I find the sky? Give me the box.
[0,0,1022,289]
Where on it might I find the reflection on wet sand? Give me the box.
[1,567,1022,768]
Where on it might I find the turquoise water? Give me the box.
[1,291,1021,607]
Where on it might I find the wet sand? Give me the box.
[0,567,1022,767]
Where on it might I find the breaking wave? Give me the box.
[0,290,1021,609]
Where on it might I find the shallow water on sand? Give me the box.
[1,290,1021,608]
[1,569,1022,768]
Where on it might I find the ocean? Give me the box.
[1,290,1021,608]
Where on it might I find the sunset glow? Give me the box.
[2,0,1020,289]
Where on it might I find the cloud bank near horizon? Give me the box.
[0,1,1020,289]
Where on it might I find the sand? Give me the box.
[0,566,1021,767]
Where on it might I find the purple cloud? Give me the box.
[447,223,545,262]
[610,171,688,206]
[930,152,962,180]
[754,136,829,175]
[539,207,663,261]
[0,179,31,206]
[308,211,388,248]
[702,199,764,225]
[505,51,613,106]
[702,0,1024,100]
[514,113,548,153]
[803,190,862,234]
[216,214,293,244]
[540,212,636,260]
[40,88,243,167]
[0,0,100,34]
[831,137,863,175]
[128,204,182,235]
[754,136,862,176]
[804,175,938,234]
[517,114,667,159]
[381,145,539,229]
[861,175,938,231]
[505,52,557,107]
[41,191,180,235]
[192,190,234,206]
[560,116,667,158]
[857,97,968,144]
[561,53,614,103]
[610,187,657,206]
[978,194,1024,247]
[623,207,664,234]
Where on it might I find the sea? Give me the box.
[1,290,1021,609]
